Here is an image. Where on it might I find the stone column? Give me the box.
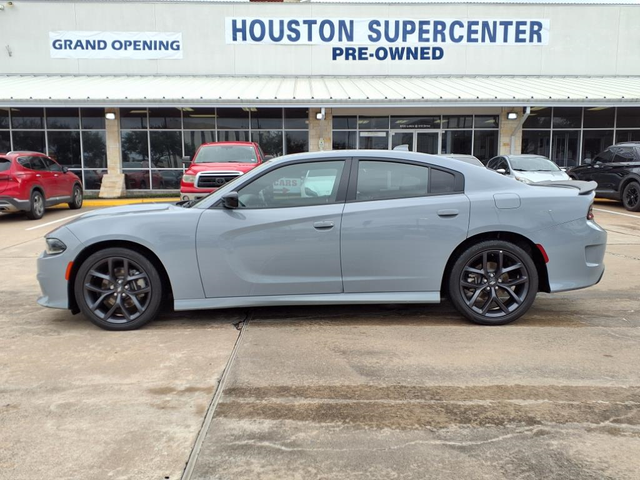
[308,108,333,152]
[498,108,524,155]
[99,107,126,198]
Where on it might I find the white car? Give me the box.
[486,155,571,184]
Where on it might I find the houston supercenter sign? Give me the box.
[226,18,550,61]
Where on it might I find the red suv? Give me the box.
[180,142,267,201]
[0,151,83,220]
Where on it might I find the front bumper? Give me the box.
[180,185,219,202]
[539,218,607,293]
[0,196,30,213]
[36,227,84,310]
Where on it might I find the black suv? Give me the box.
[568,142,640,211]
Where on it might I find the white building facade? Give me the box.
[0,0,639,195]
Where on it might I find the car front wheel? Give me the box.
[448,240,538,326]
[622,181,640,212]
[75,248,163,330]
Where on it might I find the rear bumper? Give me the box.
[537,219,607,293]
[0,196,29,213]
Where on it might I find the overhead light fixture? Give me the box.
[507,112,518,120]
[105,112,116,120]
[316,107,326,121]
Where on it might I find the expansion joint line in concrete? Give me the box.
[181,312,252,480]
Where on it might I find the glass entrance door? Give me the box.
[390,131,440,153]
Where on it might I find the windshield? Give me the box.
[510,157,560,172]
[195,145,257,164]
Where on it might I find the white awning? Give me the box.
[1,75,639,108]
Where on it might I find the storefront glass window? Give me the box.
[442,116,473,129]
[217,108,250,129]
[616,107,640,128]
[359,132,388,149]
[184,130,216,158]
[121,131,149,163]
[332,131,357,150]
[390,116,439,129]
[252,131,283,157]
[473,116,499,128]
[284,109,309,129]
[0,108,9,129]
[150,131,182,168]
[120,109,148,129]
[0,131,10,152]
[473,130,499,162]
[47,131,81,168]
[12,131,45,152]
[123,169,152,190]
[582,130,614,162]
[82,131,107,169]
[522,131,551,158]
[616,130,640,143]
[358,117,389,130]
[333,116,357,130]
[219,130,250,142]
[523,108,551,128]
[552,108,582,129]
[82,169,107,190]
[47,108,80,130]
[81,109,106,130]
[551,131,580,167]
[583,107,615,128]
[148,108,182,129]
[441,130,472,154]
[251,108,283,130]
[183,108,216,129]
[285,131,309,154]
[11,108,44,129]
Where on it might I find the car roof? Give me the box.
[199,142,257,147]
[502,154,549,160]
[5,151,46,157]
[614,142,640,147]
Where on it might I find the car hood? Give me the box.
[71,202,177,221]
[514,170,570,182]
[186,163,258,175]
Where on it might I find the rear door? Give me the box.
[19,156,54,199]
[41,156,67,198]
[196,158,349,298]
[341,158,470,293]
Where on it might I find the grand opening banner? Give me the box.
[50,31,183,59]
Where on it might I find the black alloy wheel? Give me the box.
[622,182,640,212]
[69,185,83,210]
[75,248,163,330]
[449,240,539,325]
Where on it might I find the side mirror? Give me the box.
[182,155,192,167]
[62,166,69,173]
[222,192,239,209]
[582,158,592,165]
[496,168,507,175]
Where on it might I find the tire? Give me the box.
[26,190,45,220]
[448,240,539,326]
[622,181,640,212]
[74,248,163,331]
[68,184,83,210]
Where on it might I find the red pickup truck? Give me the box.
[180,141,267,202]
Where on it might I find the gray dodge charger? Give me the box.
[37,150,607,330]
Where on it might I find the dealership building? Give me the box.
[0,0,639,196]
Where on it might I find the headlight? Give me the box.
[45,238,67,255]
[515,176,533,184]
[182,174,196,184]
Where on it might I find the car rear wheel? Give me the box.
[68,184,83,210]
[75,248,163,330]
[26,190,45,220]
[622,181,640,212]
[448,240,538,326]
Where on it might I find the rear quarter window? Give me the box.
[430,168,457,194]
[0,157,10,172]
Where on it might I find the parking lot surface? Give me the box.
[1,202,639,480]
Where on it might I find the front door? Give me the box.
[195,159,348,298]
[390,131,440,154]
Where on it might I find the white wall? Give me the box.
[0,1,637,76]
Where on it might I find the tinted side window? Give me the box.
[42,157,62,172]
[0,157,10,172]
[612,148,635,163]
[29,156,48,171]
[237,161,345,208]
[431,168,456,194]
[594,150,614,163]
[357,161,428,201]
[18,156,32,169]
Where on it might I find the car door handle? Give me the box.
[437,209,459,217]
[313,221,334,230]
[36,174,42,178]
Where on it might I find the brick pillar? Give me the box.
[99,107,126,198]
[498,108,524,155]
[308,108,332,152]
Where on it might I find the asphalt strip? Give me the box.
[593,208,640,219]
[181,313,252,480]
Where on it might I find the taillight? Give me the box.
[587,204,594,221]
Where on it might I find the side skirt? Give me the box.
[174,291,441,311]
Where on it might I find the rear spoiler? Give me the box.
[531,180,597,195]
